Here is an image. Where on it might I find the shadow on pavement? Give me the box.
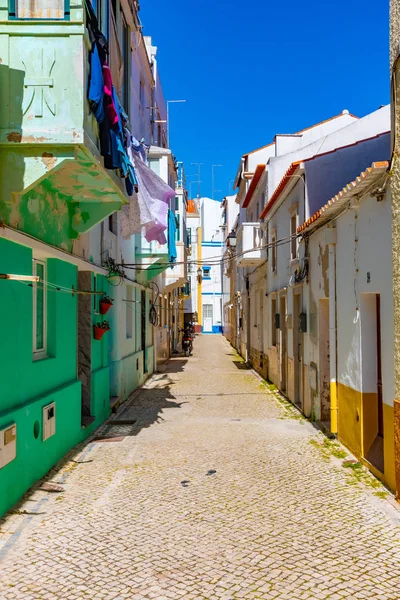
[232,361,251,370]
[165,359,189,373]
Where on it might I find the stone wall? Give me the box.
[250,346,268,380]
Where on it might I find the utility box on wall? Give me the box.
[43,403,56,441]
[0,424,17,469]
[299,312,307,333]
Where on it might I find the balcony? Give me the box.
[164,242,187,292]
[136,238,169,281]
[0,3,129,252]
[237,223,265,267]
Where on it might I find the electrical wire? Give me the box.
[20,279,106,295]
[119,232,301,272]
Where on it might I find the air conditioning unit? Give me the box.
[0,424,17,469]
[43,402,56,441]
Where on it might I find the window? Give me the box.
[109,213,118,235]
[121,12,130,111]
[33,259,47,358]
[148,158,160,176]
[202,266,211,279]
[271,230,277,273]
[291,213,298,259]
[10,0,69,19]
[271,298,277,347]
[126,286,133,339]
[92,0,101,20]
[93,274,100,314]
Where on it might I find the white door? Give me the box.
[203,304,213,333]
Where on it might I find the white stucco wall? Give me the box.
[268,106,389,201]
[336,192,394,406]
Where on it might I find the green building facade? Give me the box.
[0,0,159,515]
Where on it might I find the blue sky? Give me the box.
[140,0,389,201]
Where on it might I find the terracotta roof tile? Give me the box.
[297,161,389,234]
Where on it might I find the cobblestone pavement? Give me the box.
[1,335,400,600]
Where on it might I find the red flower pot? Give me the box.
[93,326,108,340]
[100,301,112,315]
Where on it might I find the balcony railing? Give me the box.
[237,223,265,267]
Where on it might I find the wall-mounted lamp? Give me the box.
[227,230,237,248]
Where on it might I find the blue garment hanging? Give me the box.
[88,43,105,123]
[168,209,177,263]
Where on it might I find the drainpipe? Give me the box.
[326,228,338,434]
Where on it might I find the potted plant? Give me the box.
[105,258,125,284]
[93,320,111,341]
[99,296,114,315]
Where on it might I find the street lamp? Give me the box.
[212,164,223,200]
[197,267,202,284]
[227,230,237,248]
[167,100,186,148]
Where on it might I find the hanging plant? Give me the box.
[99,296,114,315]
[105,258,125,285]
[93,320,111,341]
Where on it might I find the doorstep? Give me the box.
[110,396,121,413]
[81,415,96,429]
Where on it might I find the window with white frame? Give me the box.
[33,259,47,358]
[290,212,298,259]
[11,0,68,20]
[271,230,277,273]
[202,266,211,279]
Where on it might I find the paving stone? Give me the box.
[0,336,400,599]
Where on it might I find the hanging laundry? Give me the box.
[120,195,142,239]
[103,63,119,126]
[133,153,175,243]
[168,209,177,263]
[120,146,175,244]
[131,136,148,164]
[88,43,105,123]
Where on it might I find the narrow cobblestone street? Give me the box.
[1,335,400,600]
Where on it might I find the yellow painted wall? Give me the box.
[383,403,396,492]
[337,382,362,457]
[394,399,400,499]
[362,393,379,457]
[338,382,396,492]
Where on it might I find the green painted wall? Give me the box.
[0,237,82,516]
[90,273,111,429]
